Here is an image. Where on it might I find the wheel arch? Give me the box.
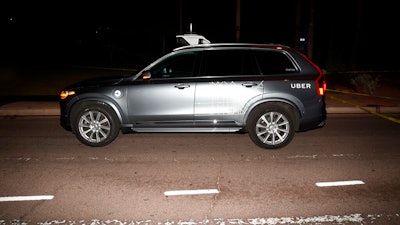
[243,96,302,130]
[68,95,125,129]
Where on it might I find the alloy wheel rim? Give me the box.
[78,110,111,143]
[255,111,289,145]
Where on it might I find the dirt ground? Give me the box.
[326,73,400,107]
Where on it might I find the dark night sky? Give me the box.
[1,0,399,71]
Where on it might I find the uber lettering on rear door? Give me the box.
[291,83,311,89]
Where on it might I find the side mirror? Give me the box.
[141,71,152,80]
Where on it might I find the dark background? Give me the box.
[1,0,399,72]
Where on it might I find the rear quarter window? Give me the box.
[254,50,298,75]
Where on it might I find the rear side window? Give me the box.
[254,50,297,75]
[203,50,257,76]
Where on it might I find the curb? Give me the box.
[326,106,400,114]
[0,102,59,116]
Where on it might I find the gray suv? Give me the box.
[59,43,327,149]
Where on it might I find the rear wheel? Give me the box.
[247,103,296,149]
[71,102,120,147]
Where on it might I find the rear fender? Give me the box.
[242,94,303,129]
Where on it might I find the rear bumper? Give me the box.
[298,99,327,131]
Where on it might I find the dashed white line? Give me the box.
[316,180,365,187]
[0,195,54,202]
[164,189,219,196]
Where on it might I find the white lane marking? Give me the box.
[2,213,400,224]
[316,180,365,187]
[164,189,219,196]
[0,195,54,202]
[288,154,317,159]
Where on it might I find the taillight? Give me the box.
[301,53,326,96]
[317,79,327,96]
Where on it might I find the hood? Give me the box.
[63,76,125,90]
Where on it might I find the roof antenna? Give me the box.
[189,23,193,33]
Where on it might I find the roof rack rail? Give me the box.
[173,43,291,51]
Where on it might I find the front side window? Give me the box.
[254,50,297,75]
[150,51,197,79]
[203,50,257,76]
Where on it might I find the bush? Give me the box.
[350,73,381,95]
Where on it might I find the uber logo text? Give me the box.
[291,83,311,89]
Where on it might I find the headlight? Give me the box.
[59,90,76,100]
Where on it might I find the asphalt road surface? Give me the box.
[0,114,400,225]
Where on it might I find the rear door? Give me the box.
[194,49,263,126]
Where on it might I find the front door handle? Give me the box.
[174,84,190,89]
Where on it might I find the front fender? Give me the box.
[66,93,127,125]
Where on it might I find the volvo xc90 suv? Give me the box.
[60,43,327,149]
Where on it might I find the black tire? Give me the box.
[71,102,120,147]
[247,103,296,149]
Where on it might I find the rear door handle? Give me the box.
[241,82,258,87]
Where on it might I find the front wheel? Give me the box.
[247,103,296,149]
[71,102,120,147]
